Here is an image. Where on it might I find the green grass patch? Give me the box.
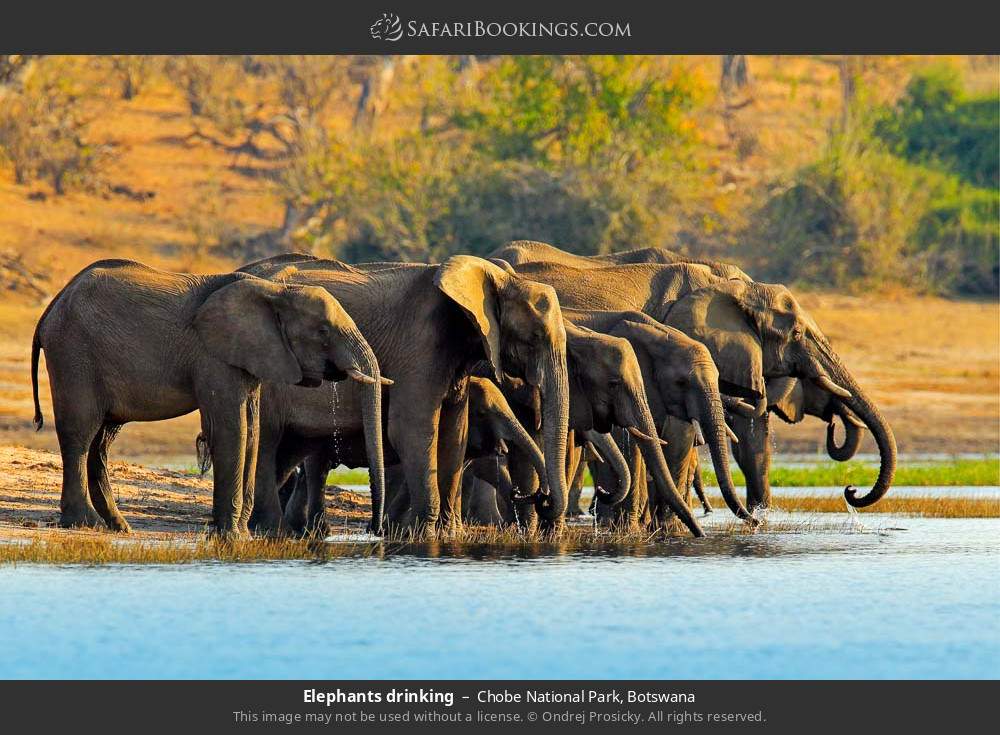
[702,458,1000,488]
[331,458,1000,489]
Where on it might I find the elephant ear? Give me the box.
[767,376,805,423]
[435,255,504,382]
[612,321,667,420]
[193,277,303,385]
[664,282,765,401]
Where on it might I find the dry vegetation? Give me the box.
[0,55,996,465]
[0,446,994,565]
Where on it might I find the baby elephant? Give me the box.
[31,259,388,537]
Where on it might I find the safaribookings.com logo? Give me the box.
[370,13,631,42]
[370,13,404,41]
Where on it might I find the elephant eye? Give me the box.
[792,327,804,340]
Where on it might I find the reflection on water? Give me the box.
[0,516,997,680]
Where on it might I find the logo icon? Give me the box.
[370,12,403,42]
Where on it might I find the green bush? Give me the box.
[875,64,999,189]
[745,65,998,295]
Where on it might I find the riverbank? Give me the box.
[0,446,997,564]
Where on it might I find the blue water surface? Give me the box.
[1,515,997,679]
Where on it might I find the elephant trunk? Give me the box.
[582,429,631,505]
[535,350,570,523]
[818,350,896,507]
[826,405,863,462]
[631,388,704,538]
[495,405,548,487]
[334,332,387,535]
[690,391,754,524]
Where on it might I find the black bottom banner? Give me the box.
[2,680,994,732]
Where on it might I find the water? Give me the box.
[1,514,998,679]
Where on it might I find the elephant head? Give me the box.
[435,256,571,523]
[765,376,864,461]
[561,322,704,537]
[607,318,753,523]
[465,377,547,485]
[193,276,392,533]
[664,279,896,508]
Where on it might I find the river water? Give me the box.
[2,508,998,680]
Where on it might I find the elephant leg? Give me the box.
[250,427,304,537]
[51,384,103,529]
[566,452,587,517]
[731,412,772,511]
[437,394,469,532]
[690,450,713,514]
[237,387,261,535]
[506,443,540,533]
[387,401,442,533]
[197,381,255,538]
[303,452,334,535]
[86,422,130,532]
[282,467,309,534]
[277,468,299,514]
[493,461,517,525]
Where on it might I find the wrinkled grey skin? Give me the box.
[562,309,748,524]
[502,258,896,511]
[31,259,385,537]
[380,377,547,528]
[238,253,572,536]
[732,376,864,510]
[503,321,705,537]
[490,240,751,280]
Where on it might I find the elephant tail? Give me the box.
[30,327,42,431]
[195,432,213,475]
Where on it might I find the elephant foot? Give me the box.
[59,505,104,529]
[249,510,289,538]
[105,514,132,533]
[701,504,714,515]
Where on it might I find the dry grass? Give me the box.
[766,495,1000,518]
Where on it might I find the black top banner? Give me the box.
[2,0,998,54]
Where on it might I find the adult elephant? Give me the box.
[562,309,753,523]
[731,376,865,510]
[238,254,573,535]
[30,259,387,536]
[504,260,897,509]
[502,321,705,536]
[373,377,547,530]
[490,240,751,280]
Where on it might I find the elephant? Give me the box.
[501,320,705,536]
[731,375,865,511]
[490,240,751,280]
[561,308,753,524]
[503,259,897,509]
[30,259,387,536]
[236,253,573,536]
[372,376,547,529]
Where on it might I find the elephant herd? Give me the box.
[30,241,896,540]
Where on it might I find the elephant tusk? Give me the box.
[346,368,376,384]
[725,423,739,444]
[690,418,706,447]
[722,396,756,417]
[585,440,604,463]
[842,412,866,429]
[813,375,852,399]
[497,438,509,454]
[347,368,394,386]
[595,485,611,496]
[627,426,668,446]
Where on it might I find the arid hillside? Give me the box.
[0,56,996,462]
